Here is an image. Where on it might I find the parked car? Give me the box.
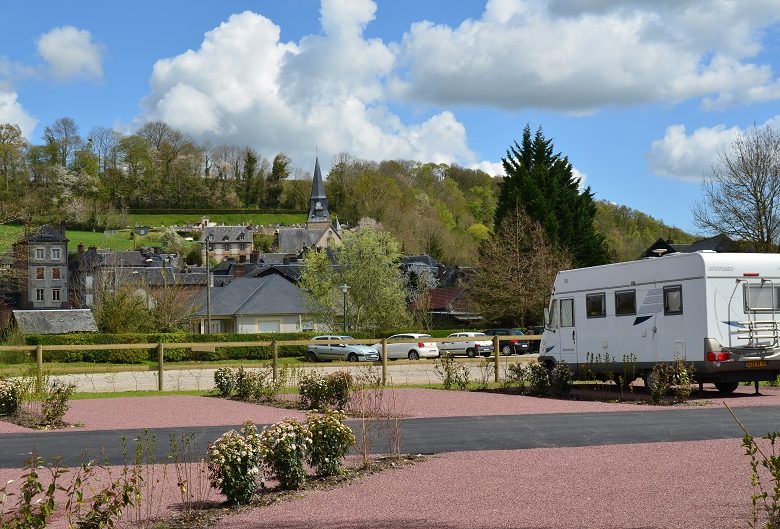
[439,332,494,358]
[482,328,530,355]
[374,333,440,360]
[306,335,380,362]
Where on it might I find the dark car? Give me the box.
[482,328,530,355]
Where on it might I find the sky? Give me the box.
[2,0,780,234]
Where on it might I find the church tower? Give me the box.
[307,157,331,229]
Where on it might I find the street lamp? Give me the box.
[340,284,349,333]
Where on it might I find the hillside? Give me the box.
[594,201,698,262]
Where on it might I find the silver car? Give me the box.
[306,335,380,362]
[374,333,440,360]
[439,332,494,358]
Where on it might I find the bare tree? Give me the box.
[467,207,570,327]
[693,125,780,252]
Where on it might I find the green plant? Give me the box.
[299,371,353,410]
[526,362,551,396]
[306,409,355,477]
[41,381,76,427]
[671,356,695,402]
[213,367,236,397]
[550,362,574,397]
[259,418,312,490]
[622,353,637,390]
[506,363,528,393]
[207,421,263,505]
[0,450,64,528]
[0,378,20,415]
[233,367,276,402]
[648,363,672,404]
[65,459,143,529]
[433,353,470,390]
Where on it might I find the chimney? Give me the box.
[78,242,85,255]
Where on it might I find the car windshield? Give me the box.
[421,334,431,338]
[338,336,353,340]
[511,329,525,335]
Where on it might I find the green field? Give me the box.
[127,213,306,227]
[0,225,151,252]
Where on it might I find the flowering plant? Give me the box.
[307,409,355,476]
[259,418,312,490]
[213,367,236,398]
[0,379,19,416]
[207,421,263,504]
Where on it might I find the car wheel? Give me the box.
[347,353,359,363]
[306,351,318,363]
[501,344,512,356]
[714,382,739,394]
[408,350,420,361]
[466,348,476,358]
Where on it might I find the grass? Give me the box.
[128,213,306,227]
[0,224,164,252]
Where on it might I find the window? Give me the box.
[550,299,560,328]
[615,290,636,316]
[744,284,780,313]
[35,288,44,301]
[34,248,44,260]
[36,268,44,280]
[560,298,574,327]
[52,268,61,280]
[52,288,60,302]
[51,248,62,260]
[664,285,683,315]
[586,293,606,318]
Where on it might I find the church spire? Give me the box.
[307,156,330,226]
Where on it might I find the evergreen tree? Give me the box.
[242,149,257,206]
[497,125,609,267]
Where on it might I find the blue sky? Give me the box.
[2,0,780,233]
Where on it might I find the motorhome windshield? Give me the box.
[744,284,780,312]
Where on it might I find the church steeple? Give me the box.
[307,156,330,227]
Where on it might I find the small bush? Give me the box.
[433,354,470,390]
[107,349,149,364]
[648,363,672,404]
[260,418,312,490]
[214,367,236,397]
[41,381,76,427]
[207,421,263,505]
[741,430,780,528]
[505,363,528,393]
[0,379,19,416]
[299,371,353,410]
[306,409,355,477]
[550,362,574,397]
[671,357,695,402]
[526,362,551,396]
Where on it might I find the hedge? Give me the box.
[128,208,306,215]
[23,329,473,364]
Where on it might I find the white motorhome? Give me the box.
[539,251,780,393]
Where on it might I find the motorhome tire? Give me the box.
[466,348,476,358]
[714,382,739,394]
[643,371,658,393]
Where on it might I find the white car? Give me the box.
[374,333,440,360]
[306,335,380,362]
[439,332,494,358]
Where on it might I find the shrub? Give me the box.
[108,349,149,364]
[214,367,236,397]
[433,354,470,390]
[41,381,76,427]
[299,371,353,410]
[505,363,528,393]
[259,418,312,490]
[550,362,574,397]
[647,363,672,404]
[233,367,277,402]
[207,421,263,505]
[741,429,780,528]
[526,362,551,396]
[671,357,695,402]
[0,379,19,416]
[306,409,355,477]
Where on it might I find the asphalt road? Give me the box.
[1,406,778,468]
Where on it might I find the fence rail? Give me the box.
[1,335,542,391]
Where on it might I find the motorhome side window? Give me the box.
[663,285,683,315]
[550,299,560,328]
[586,293,606,318]
[615,290,636,316]
[743,284,780,313]
[560,299,574,327]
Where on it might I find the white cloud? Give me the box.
[470,160,505,176]
[0,90,37,137]
[648,123,743,181]
[572,166,587,191]
[391,0,780,112]
[37,26,104,81]
[139,5,477,170]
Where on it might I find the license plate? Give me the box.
[746,360,768,368]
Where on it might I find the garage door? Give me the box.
[257,320,281,333]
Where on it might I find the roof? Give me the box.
[310,157,326,199]
[21,224,68,243]
[192,275,311,317]
[203,226,253,243]
[641,234,740,259]
[410,287,468,312]
[402,255,439,268]
[277,228,326,253]
[13,309,98,334]
[249,264,303,283]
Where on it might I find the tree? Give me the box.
[498,125,608,267]
[693,124,780,252]
[468,207,571,327]
[299,226,411,332]
[266,153,290,208]
[43,117,83,168]
[0,123,28,192]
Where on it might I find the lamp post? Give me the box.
[340,284,349,333]
[205,234,213,334]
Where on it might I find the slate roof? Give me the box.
[192,275,310,317]
[256,253,289,265]
[248,264,303,283]
[203,226,252,243]
[22,224,68,243]
[402,255,440,269]
[13,309,97,334]
[277,228,326,254]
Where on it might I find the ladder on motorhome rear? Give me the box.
[731,278,780,349]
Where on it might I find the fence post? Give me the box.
[35,344,43,393]
[381,338,388,386]
[272,340,278,384]
[493,336,500,384]
[157,343,164,392]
